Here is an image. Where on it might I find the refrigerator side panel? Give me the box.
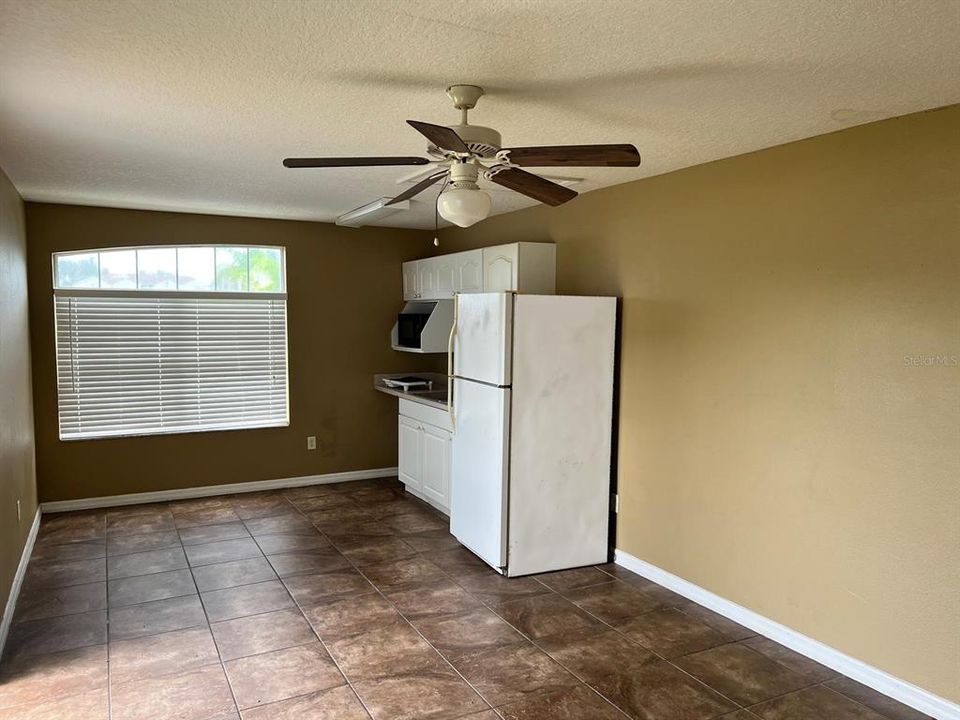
[507,295,617,576]
[450,378,510,569]
[453,292,513,386]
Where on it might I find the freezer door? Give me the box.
[450,377,509,569]
[453,292,512,386]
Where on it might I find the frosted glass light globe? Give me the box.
[437,187,492,228]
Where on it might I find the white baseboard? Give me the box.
[40,467,399,514]
[0,508,41,659]
[614,549,959,720]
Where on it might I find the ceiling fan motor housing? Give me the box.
[452,124,501,157]
[425,123,501,159]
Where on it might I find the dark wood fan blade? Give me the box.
[283,157,430,168]
[407,120,470,154]
[488,167,578,206]
[502,144,640,167]
[385,172,448,206]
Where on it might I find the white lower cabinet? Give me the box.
[420,424,451,508]
[398,415,422,491]
[398,414,452,512]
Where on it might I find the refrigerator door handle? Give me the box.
[447,293,458,432]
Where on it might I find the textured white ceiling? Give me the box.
[1,0,958,229]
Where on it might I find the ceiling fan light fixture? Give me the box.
[437,186,492,228]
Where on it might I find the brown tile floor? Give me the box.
[0,477,933,720]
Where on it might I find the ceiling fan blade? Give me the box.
[502,144,640,167]
[385,171,448,206]
[283,156,431,168]
[407,120,470,154]
[488,167,578,207]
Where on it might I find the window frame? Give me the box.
[52,244,290,442]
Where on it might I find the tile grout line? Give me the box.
[20,486,922,720]
[472,584,635,719]
[335,519,626,718]
[103,515,113,720]
[282,489,500,717]
[298,489,642,718]
[240,494,377,720]
[528,582,756,714]
[588,566,919,720]
[460,564,753,716]
[14,498,754,718]
[181,505,257,719]
[581,565,778,713]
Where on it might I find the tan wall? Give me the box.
[25,203,440,503]
[0,167,38,615]
[438,106,960,701]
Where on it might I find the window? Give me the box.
[53,245,288,440]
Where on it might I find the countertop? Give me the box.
[373,372,450,411]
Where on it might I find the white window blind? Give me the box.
[55,293,289,440]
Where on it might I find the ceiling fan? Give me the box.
[283,84,641,228]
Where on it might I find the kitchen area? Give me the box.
[375,242,618,578]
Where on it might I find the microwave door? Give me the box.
[453,292,513,386]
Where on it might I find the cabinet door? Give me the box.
[420,424,451,509]
[433,255,456,299]
[402,261,419,300]
[418,260,438,299]
[398,416,422,490]
[483,245,519,292]
[456,250,483,293]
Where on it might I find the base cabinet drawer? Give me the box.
[398,414,451,512]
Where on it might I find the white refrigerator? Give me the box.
[449,292,617,577]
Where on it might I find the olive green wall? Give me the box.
[0,167,38,617]
[437,106,960,701]
[25,204,441,503]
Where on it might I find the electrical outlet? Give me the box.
[306,436,317,451]
[17,499,21,524]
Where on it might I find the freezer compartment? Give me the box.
[449,378,510,570]
[453,292,513,386]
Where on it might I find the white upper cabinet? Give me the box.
[484,243,556,294]
[402,244,553,300]
[456,250,483,293]
[435,254,457,299]
[402,261,420,301]
[418,261,439,299]
[482,245,517,292]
